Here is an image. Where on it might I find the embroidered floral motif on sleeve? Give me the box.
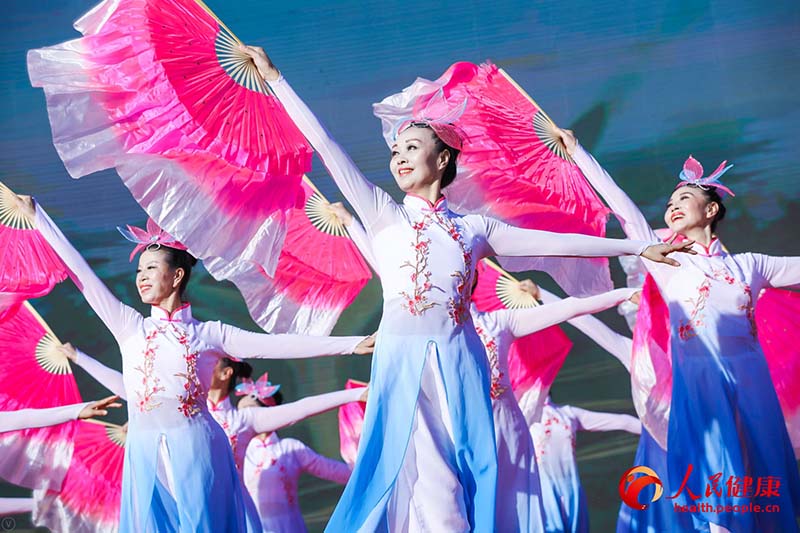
[134,327,166,412]
[400,218,436,316]
[474,324,506,399]
[171,324,202,418]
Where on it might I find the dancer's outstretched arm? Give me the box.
[0,397,120,432]
[58,343,127,400]
[0,498,34,516]
[329,203,379,272]
[482,217,689,266]
[752,254,800,289]
[22,199,140,341]
[291,439,352,484]
[241,387,366,434]
[558,131,659,244]
[504,288,638,339]
[571,406,642,435]
[241,47,394,233]
[215,325,373,361]
[539,288,633,370]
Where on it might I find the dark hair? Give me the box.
[409,124,460,189]
[681,184,727,233]
[255,390,283,407]
[158,246,198,298]
[219,357,253,394]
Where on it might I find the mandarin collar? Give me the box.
[402,194,448,213]
[150,302,193,322]
[207,395,232,413]
[691,237,726,257]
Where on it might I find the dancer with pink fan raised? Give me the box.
[241,46,690,531]
[11,193,374,533]
[558,128,800,532]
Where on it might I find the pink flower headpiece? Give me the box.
[677,155,735,197]
[394,94,468,151]
[374,63,475,151]
[117,219,188,262]
[235,373,280,402]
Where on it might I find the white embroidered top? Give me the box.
[34,206,366,430]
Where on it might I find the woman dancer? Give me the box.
[14,196,373,533]
[0,396,120,433]
[558,128,800,532]
[239,47,688,530]
[531,396,641,533]
[241,386,353,533]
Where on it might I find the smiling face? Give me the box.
[389,125,450,194]
[135,248,182,305]
[664,185,719,234]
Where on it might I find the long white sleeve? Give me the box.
[241,387,364,434]
[0,498,34,516]
[571,406,642,435]
[293,440,352,485]
[345,217,379,273]
[483,216,651,259]
[752,254,800,289]
[216,323,366,360]
[34,205,140,341]
[505,288,637,339]
[571,144,659,244]
[0,403,89,433]
[269,76,395,232]
[73,349,127,400]
[539,289,633,370]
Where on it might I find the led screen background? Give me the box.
[1,1,798,530]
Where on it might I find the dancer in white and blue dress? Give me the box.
[558,128,800,532]
[16,196,373,533]
[240,46,689,532]
[66,347,365,533]
[241,389,353,533]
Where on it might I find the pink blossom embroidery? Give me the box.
[134,328,166,412]
[475,324,506,399]
[172,325,202,418]
[400,217,436,316]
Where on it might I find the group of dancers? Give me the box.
[1,3,799,531]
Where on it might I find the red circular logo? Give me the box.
[619,466,664,510]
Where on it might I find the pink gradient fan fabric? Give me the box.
[206,179,371,334]
[373,62,613,296]
[27,0,313,275]
[756,288,800,456]
[630,275,674,450]
[34,421,125,533]
[338,379,367,466]
[0,305,81,491]
[472,260,573,424]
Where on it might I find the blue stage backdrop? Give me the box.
[1,1,798,531]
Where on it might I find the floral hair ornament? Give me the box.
[677,155,735,197]
[117,218,188,262]
[234,373,281,401]
[394,91,468,151]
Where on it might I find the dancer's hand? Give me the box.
[358,386,369,403]
[12,193,36,221]
[56,342,78,362]
[239,45,280,82]
[78,395,122,420]
[556,128,578,157]
[628,291,642,305]
[517,279,541,301]
[354,334,376,355]
[328,202,353,226]
[640,241,696,267]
